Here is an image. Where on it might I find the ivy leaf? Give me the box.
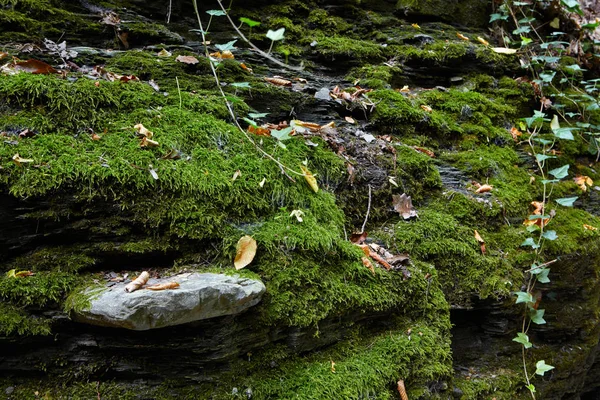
[550,114,560,131]
[521,238,540,249]
[526,384,536,393]
[248,112,269,119]
[271,126,293,141]
[231,82,251,88]
[206,9,226,16]
[535,360,555,376]
[529,309,546,324]
[243,117,258,127]
[240,17,261,27]
[513,25,531,35]
[215,40,237,51]
[540,71,556,82]
[549,164,570,180]
[553,127,576,140]
[536,154,555,162]
[542,230,558,241]
[266,28,286,42]
[536,268,551,283]
[514,291,533,304]
[513,332,533,348]
[555,196,577,207]
[489,13,508,22]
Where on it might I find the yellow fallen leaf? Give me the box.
[475,184,493,193]
[474,230,484,243]
[573,175,593,192]
[398,85,410,93]
[134,124,153,138]
[12,154,34,167]
[300,165,319,193]
[477,36,489,46]
[411,23,420,29]
[492,47,518,54]
[456,32,470,41]
[146,282,180,290]
[234,235,257,270]
[420,105,433,113]
[584,224,597,231]
[157,49,172,57]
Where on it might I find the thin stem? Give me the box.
[361,185,372,234]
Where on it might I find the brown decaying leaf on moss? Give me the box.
[176,55,199,64]
[234,235,257,270]
[361,256,375,275]
[392,193,417,219]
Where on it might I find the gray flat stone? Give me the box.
[71,273,266,330]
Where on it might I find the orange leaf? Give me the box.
[15,270,34,277]
[584,224,597,231]
[146,282,180,290]
[248,125,271,136]
[361,257,375,274]
[476,36,489,46]
[300,165,319,193]
[234,235,257,270]
[412,146,435,158]
[456,32,470,41]
[13,59,57,74]
[350,231,368,244]
[240,63,253,73]
[510,127,522,141]
[475,184,493,193]
[531,201,544,215]
[574,175,593,192]
[420,105,433,112]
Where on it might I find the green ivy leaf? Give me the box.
[271,126,294,141]
[206,9,226,16]
[239,17,261,27]
[514,291,533,304]
[489,13,508,23]
[529,309,546,324]
[215,40,237,51]
[556,197,578,207]
[521,238,539,249]
[549,164,570,179]
[248,112,269,119]
[526,384,536,393]
[513,332,533,348]
[536,268,551,283]
[230,82,251,88]
[266,28,286,42]
[542,230,558,241]
[243,117,258,127]
[535,360,555,376]
[536,154,556,162]
[553,127,576,140]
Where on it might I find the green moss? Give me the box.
[304,32,386,63]
[345,64,403,89]
[0,303,52,336]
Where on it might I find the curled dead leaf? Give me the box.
[398,85,410,93]
[474,230,484,243]
[125,271,150,293]
[350,231,368,244]
[300,165,319,193]
[361,256,375,275]
[176,55,199,64]
[248,125,271,136]
[134,124,153,138]
[420,105,433,113]
[7,269,35,278]
[140,137,159,147]
[531,201,544,215]
[392,193,417,220]
[584,224,597,231]
[397,380,409,400]
[146,282,180,291]
[475,184,493,194]
[456,32,470,41]
[240,63,253,73]
[574,175,593,192]
[12,154,34,167]
[477,36,489,46]
[232,169,241,181]
[412,146,435,158]
[234,235,257,270]
[411,23,420,29]
[264,77,292,86]
[510,127,522,141]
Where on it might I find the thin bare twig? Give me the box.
[361,184,372,233]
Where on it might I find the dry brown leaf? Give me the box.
[412,146,435,158]
[456,32,470,41]
[240,63,253,73]
[140,137,159,147]
[574,175,593,192]
[264,77,292,86]
[234,235,257,270]
[584,224,598,231]
[146,282,180,291]
[361,256,375,274]
[13,59,57,74]
[510,127,522,141]
[369,250,392,270]
[176,55,199,64]
[392,193,418,220]
[134,124,153,139]
[477,36,489,46]
[397,380,409,400]
[531,201,544,215]
[475,184,493,193]
[125,271,150,293]
[12,154,34,167]
[350,231,368,244]
[248,125,271,136]
[300,165,319,193]
[540,96,552,109]
[420,105,433,113]
[292,120,321,131]
[8,270,34,278]
[0,52,8,60]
